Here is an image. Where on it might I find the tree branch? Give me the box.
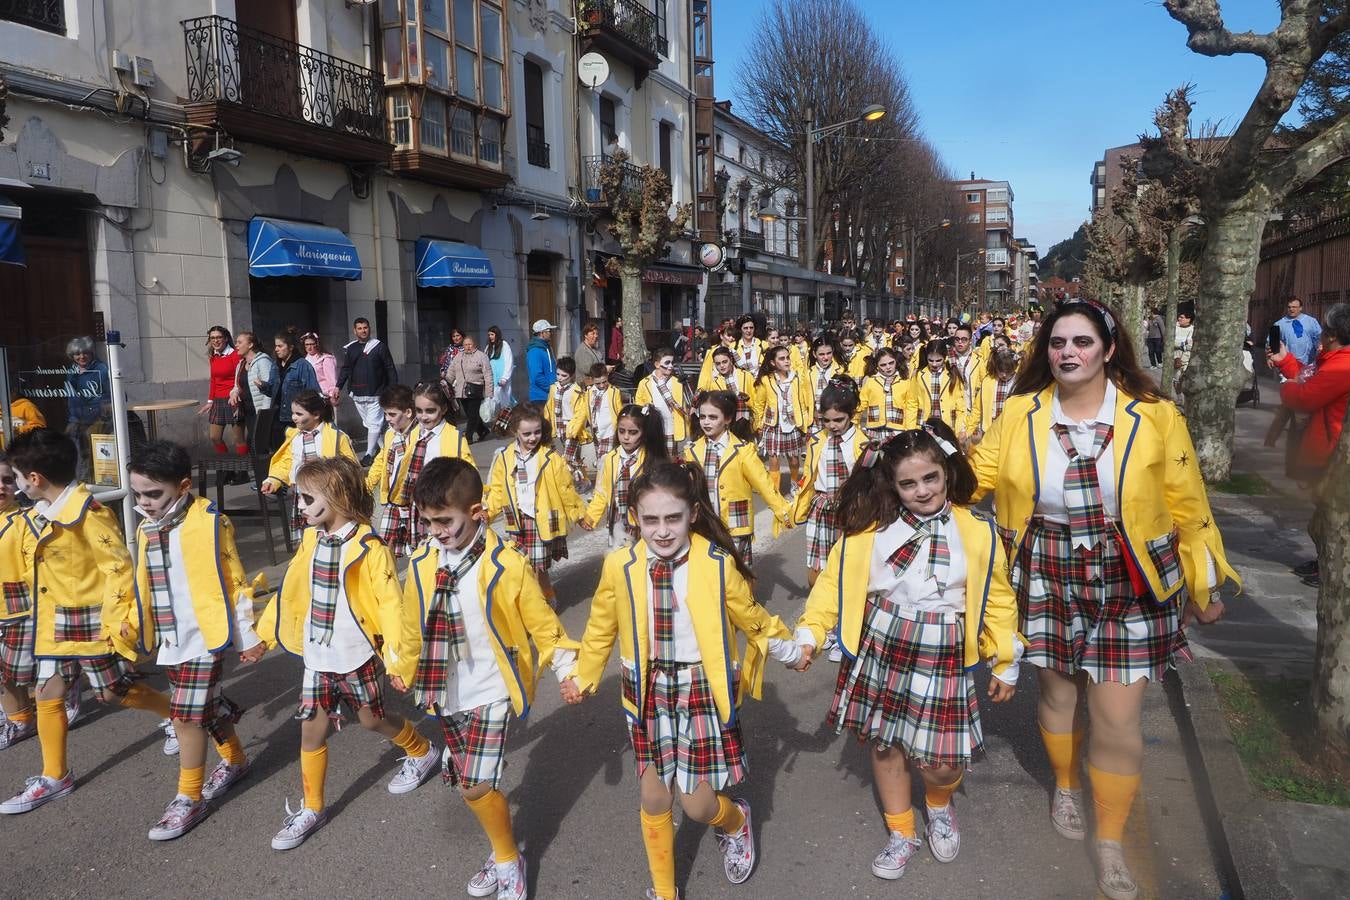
[1262,111,1350,198]
[1163,0,1278,59]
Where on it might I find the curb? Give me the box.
[1167,660,1297,900]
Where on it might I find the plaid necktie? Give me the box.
[654,375,678,419]
[614,451,636,527]
[929,371,943,418]
[405,428,435,487]
[300,428,320,462]
[887,504,953,588]
[308,526,353,645]
[881,375,902,426]
[823,434,848,492]
[412,529,488,702]
[1052,422,1115,550]
[702,439,721,502]
[554,386,565,423]
[815,365,830,402]
[384,428,408,479]
[739,341,756,369]
[591,388,604,422]
[140,495,194,645]
[649,551,689,663]
[515,446,537,487]
[777,379,796,429]
[994,377,1013,420]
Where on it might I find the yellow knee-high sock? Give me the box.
[464,789,518,863]
[216,734,246,766]
[1040,725,1085,790]
[1088,764,1141,843]
[120,683,171,718]
[8,706,34,725]
[640,808,676,900]
[708,793,745,834]
[883,807,916,838]
[301,745,328,811]
[925,773,964,810]
[178,765,205,802]
[391,720,431,758]
[36,699,68,779]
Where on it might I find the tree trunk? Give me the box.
[1311,427,1350,767]
[1181,203,1269,482]
[1118,279,1148,364]
[1160,224,1183,400]
[620,263,647,371]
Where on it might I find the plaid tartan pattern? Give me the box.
[702,441,721,505]
[649,553,688,663]
[712,376,752,420]
[507,514,568,575]
[383,429,409,484]
[827,598,982,766]
[822,435,849,492]
[287,491,307,543]
[879,376,904,427]
[1014,518,1191,685]
[165,653,245,742]
[405,429,434,490]
[628,662,748,794]
[804,491,842,572]
[308,526,354,646]
[654,376,680,426]
[437,699,511,788]
[759,426,806,459]
[737,341,759,371]
[553,387,565,425]
[412,530,487,707]
[207,396,240,426]
[1052,423,1115,550]
[377,502,416,558]
[595,435,616,456]
[296,655,386,725]
[0,616,35,687]
[928,371,944,419]
[887,505,953,587]
[140,496,193,647]
[993,377,1013,421]
[775,379,798,430]
[562,437,584,468]
[814,366,832,410]
[611,452,638,540]
[2,581,31,616]
[733,535,754,566]
[514,447,536,488]
[493,404,514,435]
[52,605,101,644]
[37,655,138,698]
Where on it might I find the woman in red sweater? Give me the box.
[199,325,246,454]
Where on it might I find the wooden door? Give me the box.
[235,0,302,120]
[527,276,554,329]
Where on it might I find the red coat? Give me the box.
[208,348,240,400]
[1278,346,1350,469]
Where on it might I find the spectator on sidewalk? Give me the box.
[608,316,625,365]
[1277,296,1322,366]
[574,320,606,376]
[301,332,339,405]
[1173,310,1195,396]
[486,324,515,410]
[526,319,558,402]
[337,316,399,465]
[445,334,494,443]
[271,328,319,433]
[1146,309,1165,368]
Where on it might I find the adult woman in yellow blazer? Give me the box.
[969,299,1238,900]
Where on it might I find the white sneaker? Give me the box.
[716,798,756,884]
[387,745,438,794]
[1096,839,1139,900]
[64,679,83,725]
[0,771,75,814]
[148,793,210,840]
[925,803,960,862]
[871,830,921,880]
[0,716,36,749]
[201,758,251,800]
[1050,787,1086,840]
[466,853,499,897]
[271,801,327,850]
[495,853,527,900]
[643,889,679,900]
[161,719,180,756]
[822,633,843,663]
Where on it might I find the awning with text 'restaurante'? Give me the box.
[0,197,24,266]
[415,238,495,288]
[247,217,361,280]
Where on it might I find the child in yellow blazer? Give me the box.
[751,346,814,492]
[561,460,803,900]
[859,347,912,441]
[839,332,872,381]
[697,325,739,386]
[580,362,624,458]
[793,421,1020,880]
[806,336,845,423]
[1,430,174,815]
[390,458,579,900]
[905,340,974,440]
[698,346,755,424]
[127,441,257,840]
[386,383,474,553]
[245,456,438,851]
[545,356,587,472]
[367,384,418,557]
[969,347,1019,443]
[791,378,869,587]
[261,390,359,543]
[484,403,586,605]
[581,403,668,548]
[687,390,792,566]
[634,348,692,456]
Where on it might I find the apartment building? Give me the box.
[953,175,1015,310]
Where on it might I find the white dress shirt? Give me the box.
[814,426,860,492]
[1039,382,1119,529]
[288,424,327,482]
[702,432,731,513]
[590,388,615,439]
[420,420,448,463]
[303,525,376,674]
[774,373,800,434]
[647,376,676,436]
[867,511,968,615]
[511,445,544,518]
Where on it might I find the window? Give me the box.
[895,276,905,288]
[421,96,447,151]
[738,144,746,164]
[1,0,65,34]
[524,59,548,168]
[659,122,673,178]
[967,213,981,223]
[391,93,412,147]
[966,192,981,203]
[599,96,617,150]
[480,4,503,109]
[479,116,501,163]
[986,208,1008,223]
[986,188,1008,203]
[715,133,724,155]
[451,106,475,156]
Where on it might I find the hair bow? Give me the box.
[921,424,959,457]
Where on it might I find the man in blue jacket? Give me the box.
[526,319,558,402]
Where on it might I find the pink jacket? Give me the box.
[306,352,338,398]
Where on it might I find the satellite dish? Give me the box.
[578,53,610,89]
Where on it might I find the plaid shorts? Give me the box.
[0,617,35,687]
[208,396,241,427]
[165,653,245,742]
[732,535,754,567]
[377,502,417,558]
[759,427,806,460]
[296,655,386,725]
[804,491,842,572]
[37,654,138,698]
[627,661,748,794]
[507,514,568,576]
[287,491,307,544]
[437,698,511,789]
[561,436,584,469]
[1013,518,1191,685]
[828,598,982,768]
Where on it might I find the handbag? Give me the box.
[464,381,486,400]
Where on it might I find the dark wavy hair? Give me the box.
[629,460,754,584]
[868,346,907,380]
[835,418,976,535]
[695,389,754,442]
[755,344,793,383]
[818,374,860,417]
[617,403,670,463]
[920,338,966,391]
[1014,299,1159,401]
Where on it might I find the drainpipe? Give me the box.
[360,3,389,361]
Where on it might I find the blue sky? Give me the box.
[712,0,1283,254]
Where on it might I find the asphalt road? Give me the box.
[1,467,1226,899]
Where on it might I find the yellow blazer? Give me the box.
[972,375,1017,435]
[21,484,137,659]
[392,529,579,715]
[841,348,871,380]
[575,385,624,441]
[969,387,1240,610]
[546,382,586,439]
[365,424,415,504]
[372,422,473,507]
[634,375,692,442]
[790,426,871,524]
[131,496,255,654]
[752,373,814,435]
[586,447,648,529]
[255,524,405,667]
[0,507,30,622]
[574,534,792,726]
[684,436,790,537]
[698,366,755,398]
[732,337,769,372]
[265,423,358,488]
[858,374,912,432]
[698,344,738,385]
[790,343,813,375]
[485,444,585,541]
[797,506,1018,674]
[805,362,845,412]
[904,368,974,435]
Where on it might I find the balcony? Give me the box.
[1,0,65,34]
[727,229,764,251]
[526,124,551,169]
[182,16,391,166]
[578,0,664,85]
[583,154,645,208]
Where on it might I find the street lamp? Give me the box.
[804,104,887,274]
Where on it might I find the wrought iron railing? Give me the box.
[728,229,764,251]
[182,15,384,142]
[0,0,64,34]
[583,154,644,204]
[526,124,550,168]
[580,0,664,59]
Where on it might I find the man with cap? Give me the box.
[526,319,558,402]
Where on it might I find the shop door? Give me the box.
[527,276,554,329]
[416,286,469,383]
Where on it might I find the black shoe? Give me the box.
[1292,559,1318,577]
[1301,573,1321,588]
[360,454,374,467]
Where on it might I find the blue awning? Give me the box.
[415,238,495,288]
[0,197,23,267]
[248,217,361,280]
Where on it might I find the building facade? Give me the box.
[953,175,1016,310]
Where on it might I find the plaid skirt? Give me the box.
[804,490,841,572]
[507,513,568,575]
[208,396,241,427]
[594,435,616,456]
[1013,518,1191,685]
[296,655,386,726]
[377,502,417,558]
[759,426,806,459]
[0,616,35,687]
[628,661,748,795]
[828,598,982,768]
[287,490,307,544]
[37,654,139,698]
[437,698,511,789]
[165,653,245,742]
[561,436,584,468]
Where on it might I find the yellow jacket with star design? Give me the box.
[366,422,473,506]
[484,443,585,541]
[634,375,692,442]
[684,435,790,537]
[264,423,358,489]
